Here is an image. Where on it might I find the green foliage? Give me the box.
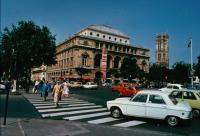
[1,20,56,91]
[120,57,142,79]
[147,62,190,85]
[171,61,190,84]
[107,69,120,78]
[195,56,200,78]
[75,67,91,77]
[147,63,168,82]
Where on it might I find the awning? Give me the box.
[82,75,94,80]
[62,75,81,79]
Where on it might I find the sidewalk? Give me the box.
[0,92,176,136]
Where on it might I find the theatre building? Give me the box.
[47,25,150,81]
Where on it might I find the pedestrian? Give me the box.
[52,81,62,108]
[62,80,69,97]
[39,78,49,101]
[33,79,39,93]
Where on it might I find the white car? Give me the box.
[107,90,192,126]
[83,82,98,89]
[159,84,186,92]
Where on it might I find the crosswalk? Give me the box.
[24,94,146,128]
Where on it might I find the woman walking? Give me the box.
[62,80,69,97]
[39,79,50,101]
[52,81,62,108]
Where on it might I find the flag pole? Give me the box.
[190,39,193,88]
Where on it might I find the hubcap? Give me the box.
[192,110,200,118]
[112,109,120,118]
[168,117,178,126]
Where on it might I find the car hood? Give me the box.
[177,102,192,111]
[114,97,131,102]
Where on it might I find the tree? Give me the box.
[75,67,91,80]
[120,57,141,80]
[147,63,168,87]
[107,68,120,78]
[194,56,200,78]
[1,21,56,92]
[171,61,190,84]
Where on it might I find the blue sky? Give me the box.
[1,0,200,66]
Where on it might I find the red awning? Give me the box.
[62,75,81,79]
[82,75,94,80]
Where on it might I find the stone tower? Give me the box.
[155,33,169,68]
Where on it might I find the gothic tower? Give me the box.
[155,33,169,68]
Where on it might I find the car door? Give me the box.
[182,91,197,108]
[165,85,173,91]
[170,91,183,102]
[126,93,148,117]
[146,95,167,119]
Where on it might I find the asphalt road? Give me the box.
[1,88,199,136]
[70,87,200,136]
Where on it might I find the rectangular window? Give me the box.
[132,94,148,103]
[149,95,166,104]
[115,46,117,51]
[158,54,161,61]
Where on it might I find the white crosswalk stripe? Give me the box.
[88,117,120,124]
[64,112,110,120]
[38,105,102,113]
[29,99,85,102]
[24,94,146,128]
[33,101,89,106]
[35,103,96,109]
[112,121,146,127]
[42,108,107,118]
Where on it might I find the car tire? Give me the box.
[111,107,122,118]
[192,109,200,118]
[166,116,179,126]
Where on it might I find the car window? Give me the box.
[169,95,178,105]
[171,91,182,98]
[196,92,200,98]
[183,92,196,100]
[132,94,148,103]
[167,85,172,89]
[173,86,179,89]
[149,95,166,104]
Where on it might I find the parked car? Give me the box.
[111,82,129,92]
[159,84,186,92]
[70,82,82,88]
[83,82,98,89]
[117,84,140,97]
[0,82,6,93]
[107,90,192,126]
[170,89,200,117]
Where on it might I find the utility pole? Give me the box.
[189,39,193,88]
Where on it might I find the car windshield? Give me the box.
[196,92,200,98]
[169,95,178,105]
[180,85,187,89]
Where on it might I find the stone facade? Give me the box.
[31,65,47,81]
[47,25,150,81]
[155,33,169,68]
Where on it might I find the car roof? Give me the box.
[167,84,183,86]
[138,90,171,96]
[172,89,200,93]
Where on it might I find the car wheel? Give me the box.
[192,109,200,118]
[111,107,122,118]
[166,116,179,126]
